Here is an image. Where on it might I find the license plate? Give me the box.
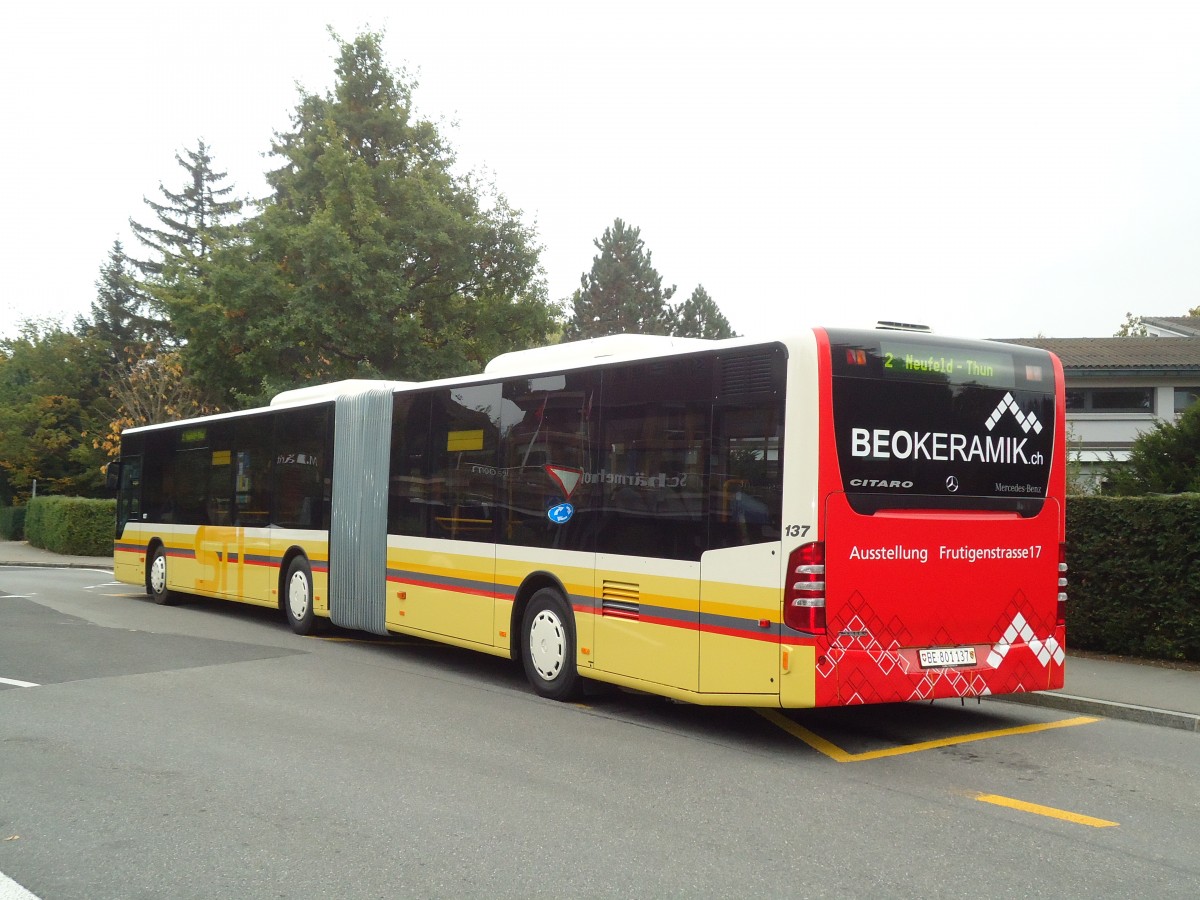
[918,646,977,669]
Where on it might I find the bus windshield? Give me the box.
[826,330,1058,515]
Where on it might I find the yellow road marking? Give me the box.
[757,709,1099,762]
[974,793,1118,828]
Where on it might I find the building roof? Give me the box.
[999,337,1200,372]
[1141,315,1200,337]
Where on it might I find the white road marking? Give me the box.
[0,868,42,899]
[0,678,38,688]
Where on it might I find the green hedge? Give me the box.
[24,496,116,557]
[1067,495,1200,661]
[0,506,26,541]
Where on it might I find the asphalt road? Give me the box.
[2,568,1198,899]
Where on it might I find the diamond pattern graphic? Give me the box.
[816,589,1065,706]
[985,392,1043,434]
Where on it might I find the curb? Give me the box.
[995,691,1200,733]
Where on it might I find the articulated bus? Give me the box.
[113,327,1067,707]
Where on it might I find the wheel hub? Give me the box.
[288,571,310,619]
[528,609,565,681]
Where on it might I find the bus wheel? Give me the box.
[521,588,582,701]
[148,546,179,606]
[284,556,317,635]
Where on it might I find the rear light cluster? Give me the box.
[784,541,826,634]
[1057,543,1068,626]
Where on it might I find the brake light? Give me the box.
[784,541,826,634]
[1057,543,1068,626]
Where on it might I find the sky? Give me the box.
[4,1,1200,345]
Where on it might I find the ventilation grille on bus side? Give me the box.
[601,580,640,619]
[720,352,776,396]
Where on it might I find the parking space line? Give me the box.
[0,678,39,688]
[0,867,42,899]
[974,792,1118,828]
[757,709,1099,762]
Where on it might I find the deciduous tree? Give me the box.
[0,323,109,501]
[95,344,220,461]
[1114,312,1149,337]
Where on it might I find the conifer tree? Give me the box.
[565,219,675,340]
[1104,402,1200,494]
[129,140,243,344]
[182,30,553,404]
[76,240,163,360]
[673,284,737,339]
[130,139,243,277]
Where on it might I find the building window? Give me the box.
[1065,387,1154,413]
[1174,387,1200,415]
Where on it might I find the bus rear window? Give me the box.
[827,331,1058,515]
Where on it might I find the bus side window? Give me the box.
[273,405,333,530]
[388,392,432,537]
[595,359,712,561]
[116,455,142,535]
[497,372,597,550]
[710,403,783,548]
[427,384,500,542]
[234,415,272,527]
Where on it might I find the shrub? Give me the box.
[0,505,26,540]
[1067,495,1200,661]
[24,496,116,557]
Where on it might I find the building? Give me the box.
[1005,316,1200,492]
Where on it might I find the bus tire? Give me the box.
[148,545,179,606]
[521,588,582,701]
[284,556,317,635]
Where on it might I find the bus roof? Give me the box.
[484,334,726,376]
[269,379,415,407]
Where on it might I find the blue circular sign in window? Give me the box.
[546,502,575,524]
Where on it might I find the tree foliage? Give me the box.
[564,219,737,341]
[130,140,244,348]
[1104,401,1200,495]
[95,344,221,461]
[564,219,676,340]
[0,323,109,502]
[175,30,554,405]
[673,284,737,339]
[1113,312,1149,337]
[75,240,162,362]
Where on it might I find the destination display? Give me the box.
[878,342,1020,388]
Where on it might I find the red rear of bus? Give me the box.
[805,328,1066,705]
